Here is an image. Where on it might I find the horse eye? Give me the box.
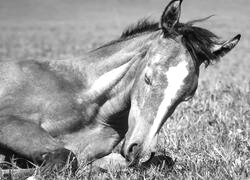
[144,74,152,85]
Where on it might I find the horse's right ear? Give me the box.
[160,0,182,31]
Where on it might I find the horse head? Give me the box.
[121,0,240,165]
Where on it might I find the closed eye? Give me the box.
[144,74,152,85]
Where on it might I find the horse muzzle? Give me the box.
[120,140,155,166]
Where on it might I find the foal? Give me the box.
[0,0,240,176]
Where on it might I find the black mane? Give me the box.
[177,22,219,67]
[94,17,220,67]
[121,19,159,39]
[120,18,220,67]
[93,19,159,51]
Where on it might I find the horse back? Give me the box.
[0,60,84,136]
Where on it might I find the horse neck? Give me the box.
[88,34,152,76]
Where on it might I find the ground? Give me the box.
[0,0,249,179]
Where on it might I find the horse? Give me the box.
[0,0,241,176]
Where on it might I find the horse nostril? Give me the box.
[121,141,141,163]
[128,143,138,154]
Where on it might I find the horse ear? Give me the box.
[160,0,182,31]
[212,34,241,57]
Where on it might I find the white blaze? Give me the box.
[145,60,189,149]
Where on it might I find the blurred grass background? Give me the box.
[0,0,249,179]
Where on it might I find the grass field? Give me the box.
[0,0,250,179]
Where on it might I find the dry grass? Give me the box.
[0,0,249,179]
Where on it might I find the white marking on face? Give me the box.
[145,59,189,149]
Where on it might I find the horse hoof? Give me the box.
[93,153,127,170]
[26,175,43,180]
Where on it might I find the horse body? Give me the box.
[0,31,153,167]
[0,60,84,133]
[0,0,241,175]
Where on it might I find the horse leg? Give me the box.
[0,116,78,175]
[64,124,124,166]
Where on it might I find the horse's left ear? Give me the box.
[160,0,183,31]
[212,34,241,57]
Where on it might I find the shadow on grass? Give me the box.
[141,154,175,169]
